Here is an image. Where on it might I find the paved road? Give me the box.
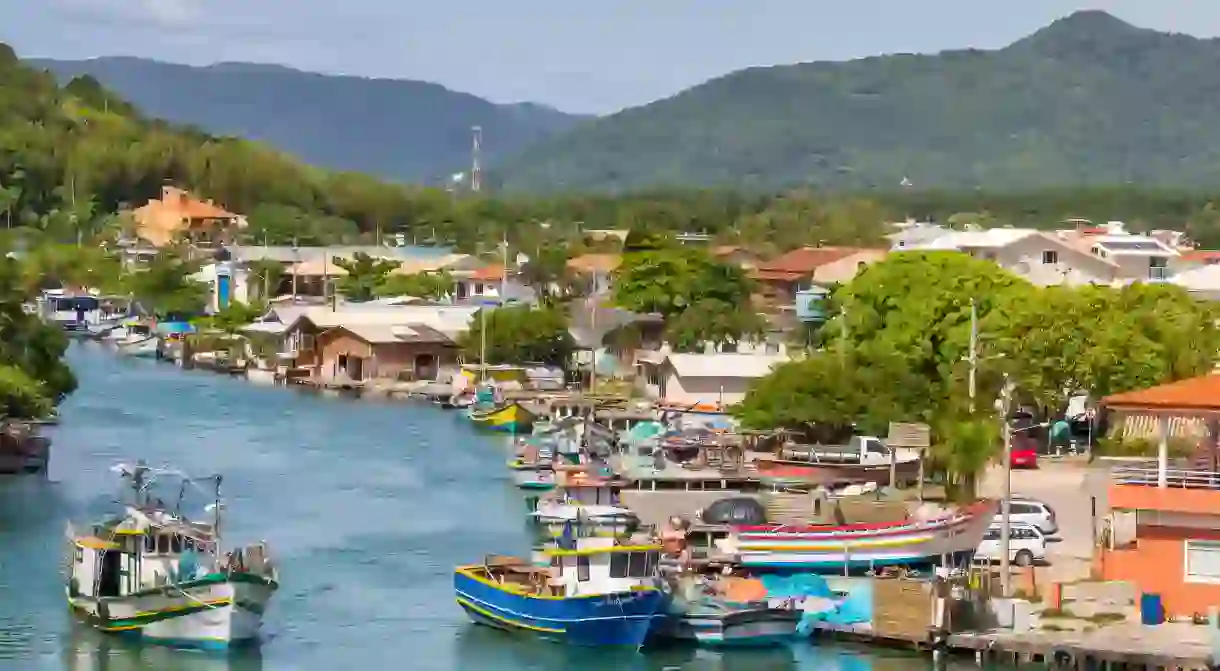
[980,459,1112,581]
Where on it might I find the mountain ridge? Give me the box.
[495,10,1220,193]
[28,56,589,185]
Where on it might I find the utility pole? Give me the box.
[291,237,299,302]
[500,232,508,302]
[838,305,848,365]
[999,373,1015,597]
[968,298,978,412]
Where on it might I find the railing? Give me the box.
[1111,462,1220,490]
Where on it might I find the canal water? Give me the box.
[0,344,982,670]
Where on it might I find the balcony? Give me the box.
[1110,461,1220,515]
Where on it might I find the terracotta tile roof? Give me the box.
[567,253,621,274]
[1103,375,1220,411]
[1181,250,1220,263]
[751,247,876,282]
[469,264,505,282]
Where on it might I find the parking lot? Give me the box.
[979,458,1111,582]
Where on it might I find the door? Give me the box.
[217,274,232,310]
[98,550,122,597]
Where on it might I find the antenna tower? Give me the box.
[470,126,483,193]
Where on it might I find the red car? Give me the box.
[1010,433,1039,469]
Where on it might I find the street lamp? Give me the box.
[996,374,1050,597]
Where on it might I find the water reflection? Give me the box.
[450,625,941,671]
[61,627,263,671]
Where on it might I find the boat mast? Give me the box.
[213,475,223,560]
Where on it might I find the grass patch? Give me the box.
[1084,612,1126,625]
[1041,623,1069,631]
[1039,608,1074,619]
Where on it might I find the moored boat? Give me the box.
[115,335,159,359]
[514,469,557,491]
[530,472,639,538]
[453,537,667,647]
[66,462,278,649]
[469,402,536,433]
[727,499,998,572]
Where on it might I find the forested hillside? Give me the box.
[30,56,586,184]
[497,11,1220,192]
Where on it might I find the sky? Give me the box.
[4,1,1220,115]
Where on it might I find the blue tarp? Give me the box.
[759,575,873,635]
[154,321,195,335]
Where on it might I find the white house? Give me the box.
[635,352,787,407]
[904,227,1119,285]
[1171,264,1220,301]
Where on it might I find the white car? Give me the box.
[994,498,1058,536]
[975,522,1046,566]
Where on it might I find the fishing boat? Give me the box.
[514,469,557,491]
[651,574,800,647]
[453,536,667,647]
[726,499,998,572]
[753,437,922,488]
[469,402,536,433]
[114,334,159,359]
[65,463,278,649]
[530,472,639,537]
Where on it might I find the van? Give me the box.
[975,522,1046,566]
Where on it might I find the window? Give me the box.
[764,342,781,355]
[144,534,155,553]
[628,551,649,577]
[609,553,629,578]
[1185,540,1220,584]
[170,534,183,554]
[1041,250,1058,265]
[74,546,83,563]
[156,534,170,554]
[576,556,590,582]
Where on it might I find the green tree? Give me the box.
[0,257,76,402]
[734,348,931,437]
[375,271,453,300]
[333,253,399,302]
[833,251,1030,411]
[121,252,207,318]
[460,305,574,367]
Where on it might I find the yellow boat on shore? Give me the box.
[467,402,536,433]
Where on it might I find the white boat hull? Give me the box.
[116,338,158,358]
[68,576,275,649]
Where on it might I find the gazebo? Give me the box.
[1099,374,1220,618]
[1102,375,1220,487]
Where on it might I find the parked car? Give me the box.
[1010,436,1039,469]
[975,522,1047,566]
[994,498,1058,536]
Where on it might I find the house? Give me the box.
[906,228,1118,286]
[1171,264,1220,301]
[885,221,950,250]
[752,247,881,307]
[1099,376,1220,619]
[453,264,535,304]
[635,352,786,407]
[567,298,664,378]
[315,323,458,382]
[131,186,245,248]
[566,254,621,296]
[1059,222,1180,282]
[711,246,764,270]
[249,304,479,376]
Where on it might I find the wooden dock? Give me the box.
[809,621,1215,670]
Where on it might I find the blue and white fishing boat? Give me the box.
[454,536,667,647]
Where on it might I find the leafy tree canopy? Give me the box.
[333,252,399,302]
[459,305,574,368]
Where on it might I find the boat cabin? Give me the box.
[544,538,662,597]
[68,508,217,600]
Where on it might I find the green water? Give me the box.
[0,344,987,670]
